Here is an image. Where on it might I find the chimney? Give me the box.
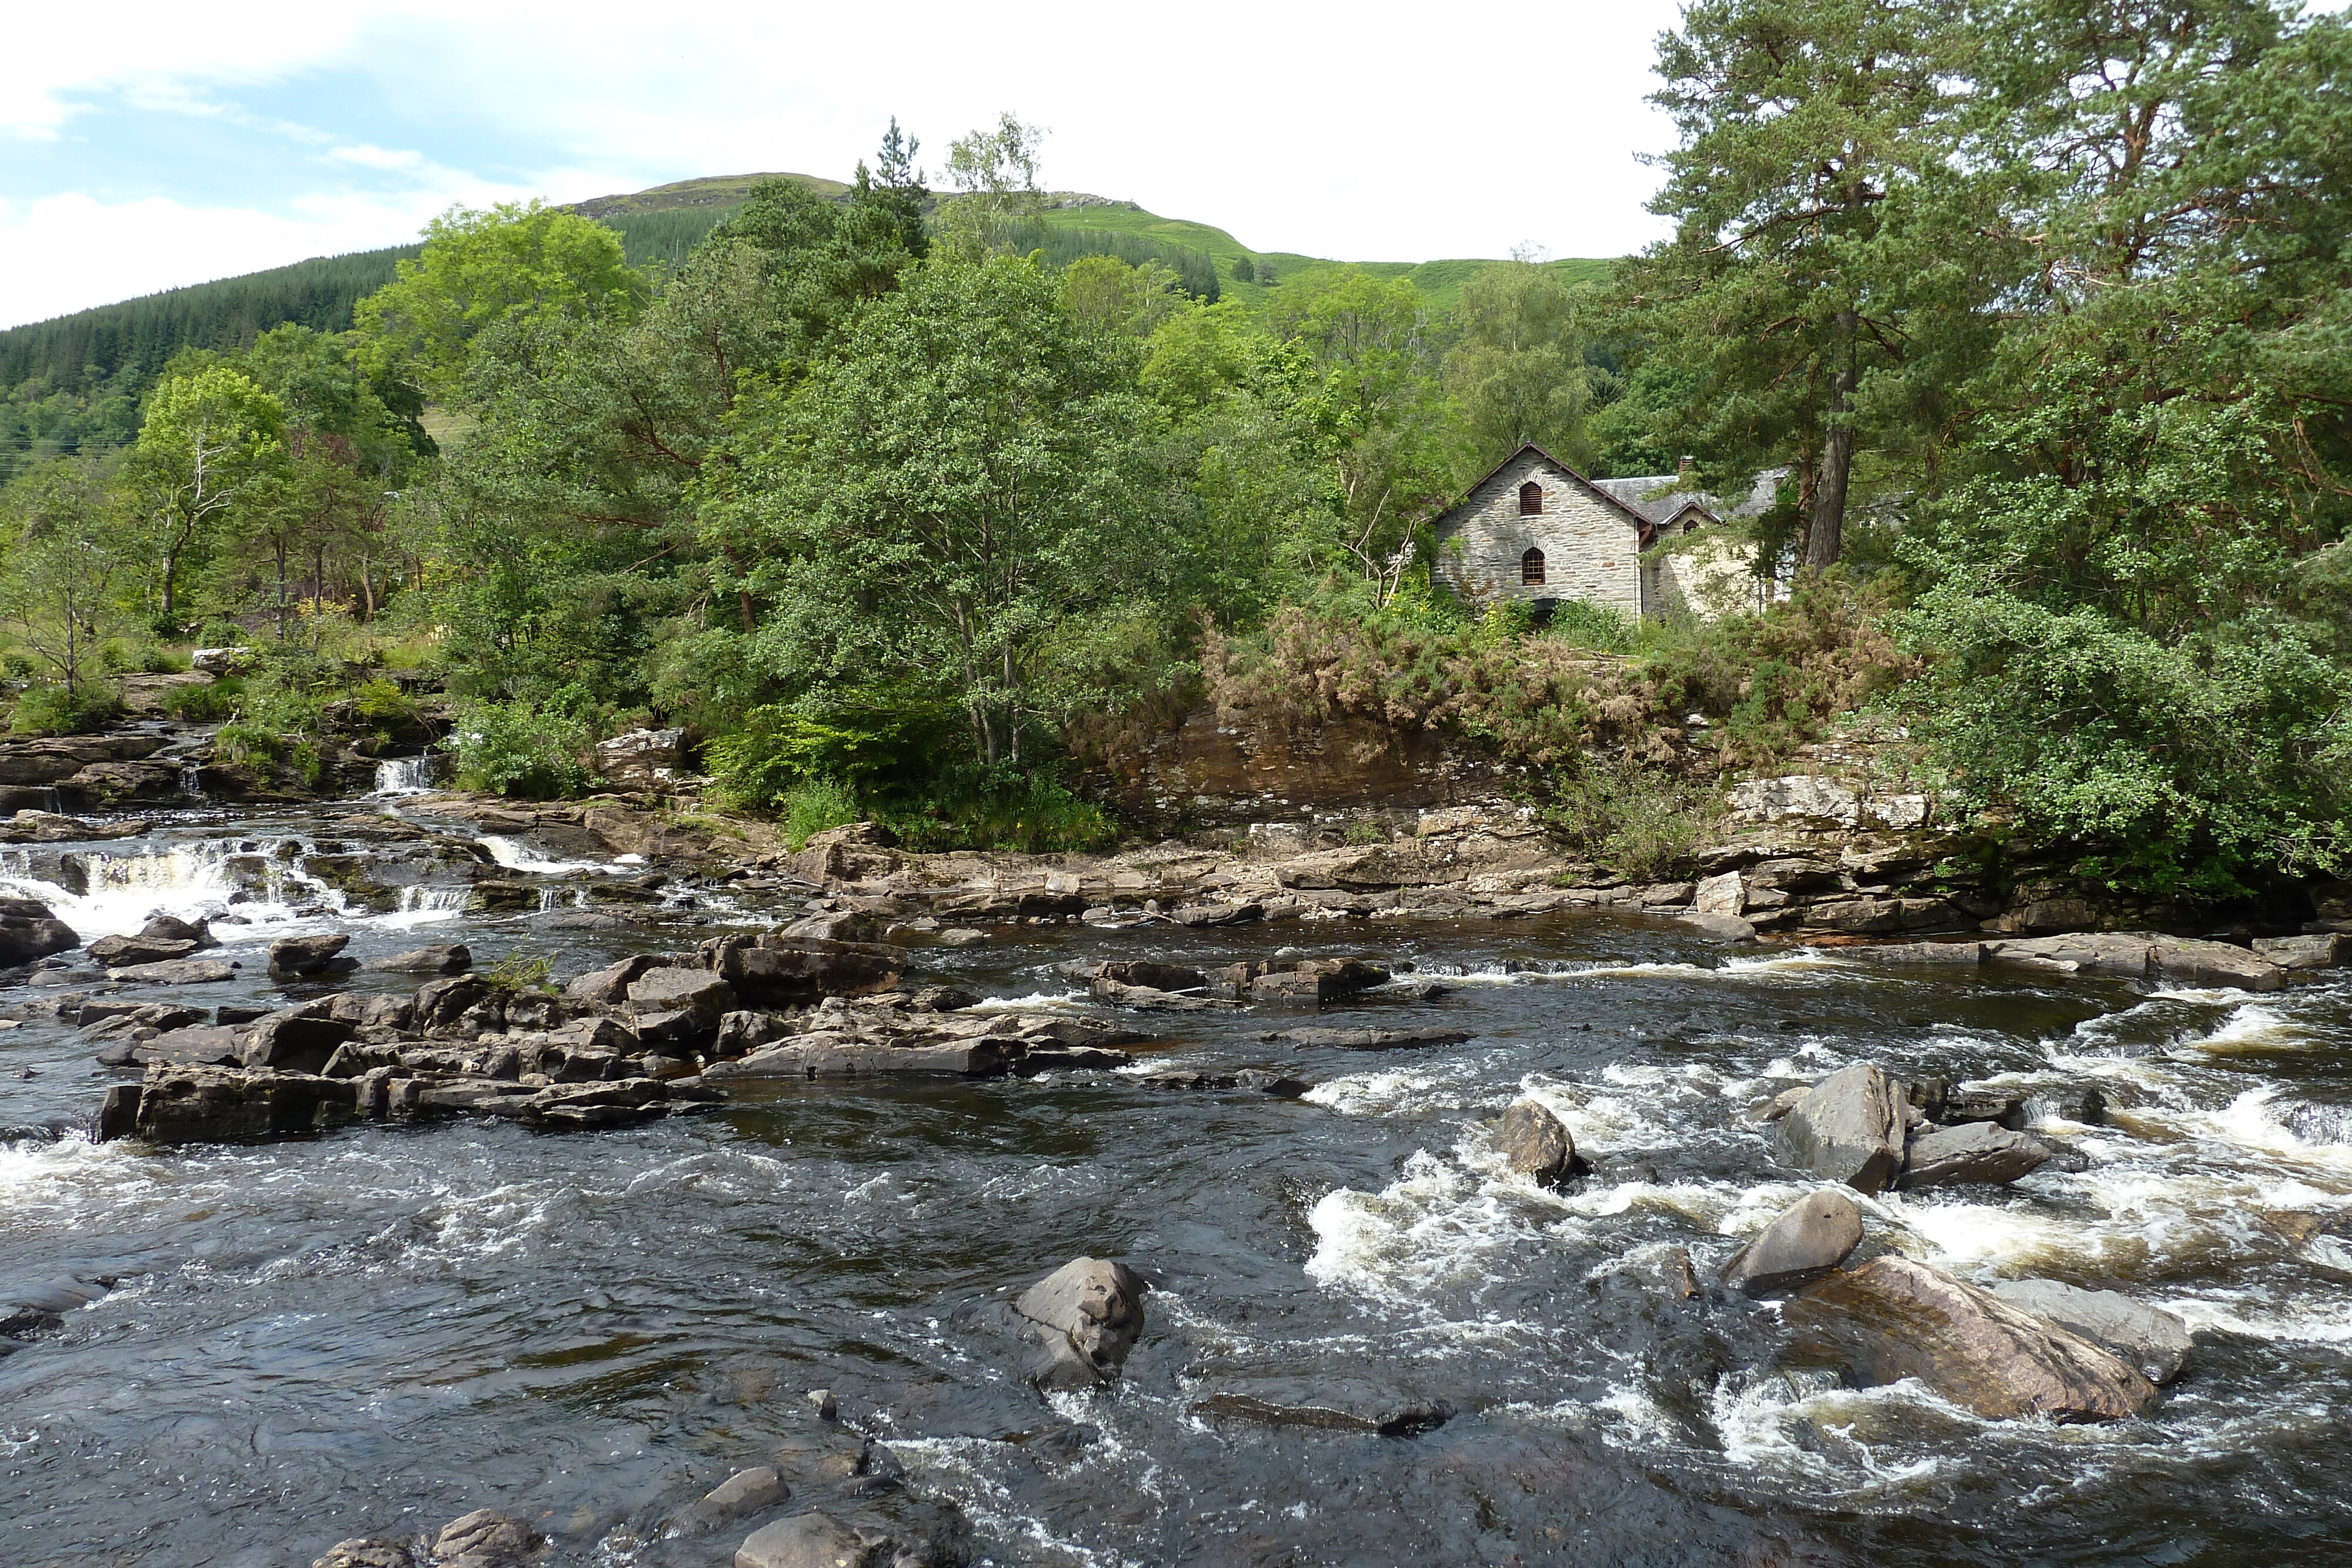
[1677,455,1696,482]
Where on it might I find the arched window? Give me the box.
[1521,547,1546,586]
[1518,480,1544,514]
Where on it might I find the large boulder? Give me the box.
[2252,932,2347,970]
[1899,1122,2051,1188]
[1720,1189,1863,1297]
[628,964,738,1034]
[369,943,472,975]
[1013,1257,1148,1390]
[240,1011,358,1075]
[670,1467,788,1539]
[1786,1255,2159,1422]
[1989,1279,2194,1385]
[2147,935,2287,991]
[596,727,684,792]
[432,1508,540,1564]
[0,897,78,966]
[88,933,199,968]
[1495,1098,1575,1188]
[129,1064,358,1144]
[136,914,215,949]
[1773,1064,1907,1194]
[269,932,353,981]
[1192,1377,1452,1437]
[704,932,904,1004]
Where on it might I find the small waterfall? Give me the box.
[0,835,349,940]
[374,755,434,797]
[385,885,475,929]
[477,834,617,875]
[178,761,204,801]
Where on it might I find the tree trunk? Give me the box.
[275,541,290,642]
[1805,312,1857,574]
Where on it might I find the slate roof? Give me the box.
[1592,470,1782,528]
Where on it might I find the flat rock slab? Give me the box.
[1990,1278,2194,1384]
[1192,1378,1453,1436]
[108,959,239,985]
[1262,1026,1473,1051]
[1787,1255,2158,1422]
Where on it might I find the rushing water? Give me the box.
[5,800,2352,1566]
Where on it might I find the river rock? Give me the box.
[109,958,238,984]
[129,1024,244,1067]
[1171,900,1262,927]
[1988,1278,2193,1384]
[1675,911,1758,942]
[669,1467,789,1539]
[136,914,215,948]
[1692,870,1745,916]
[2253,932,2347,970]
[1720,1189,1864,1296]
[91,1083,142,1141]
[736,1509,947,1568]
[126,1063,358,1143]
[1191,1378,1452,1436]
[2148,935,2288,991]
[241,1011,358,1075]
[1939,1085,2026,1128]
[1495,1098,1575,1187]
[1773,1063,1907,1194]
[704,932,906,1003]
[1786,1255,2159,1421]
[1865,940,1986,966]
[627,965,738,1041]
[2023,1085,2107,1125]
[596,726,684,791]
[87,933,198,968]
[1014,1257,1148,1390]
[1899,1121,2051,1188]
[0,897,78,966]
[0,808,148,844]
[310,1541,415,1568]
[269,932,353,980]
[369,943,472,974]
[1264,1025,1473,1051]
[433,1507,540,1564]
[563,952,664,1004]
[1095,959,1207,993]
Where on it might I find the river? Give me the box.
[4,787,2351,1566]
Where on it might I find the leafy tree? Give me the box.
[354,201,647,400]
[1442,257,1613,473]
[0,459,129,697]
[1625,0,1957,568]
[716,253,1173,765]
[1267,269,1451,600]
[128,362,287,626]
[938,112,1047,258]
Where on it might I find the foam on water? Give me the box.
[476,835,622,875]
[0,840,320,940]
[1305,1149,1575,1309]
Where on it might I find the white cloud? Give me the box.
[1,0,1692,327]
[0,184,526,329]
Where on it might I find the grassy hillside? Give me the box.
[0,170,1619,477]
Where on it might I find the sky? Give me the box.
[0,0,1690,332]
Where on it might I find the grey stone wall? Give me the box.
[1432,451,1643,617]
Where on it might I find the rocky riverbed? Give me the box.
[5,773,2352,1566]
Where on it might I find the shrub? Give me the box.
[7,683,124,737]
[486,950,556,993]
[196,620,246,648]
[892,770,1119,854]
[160,677,244,722]
[442,700,594,798]
[1542,599,1639,655]
[354,678,423,727]
[779,778,862,849]
[1541,754,1722,881]
[212,719,283,767]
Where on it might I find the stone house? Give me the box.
[1428,443,1778,621]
